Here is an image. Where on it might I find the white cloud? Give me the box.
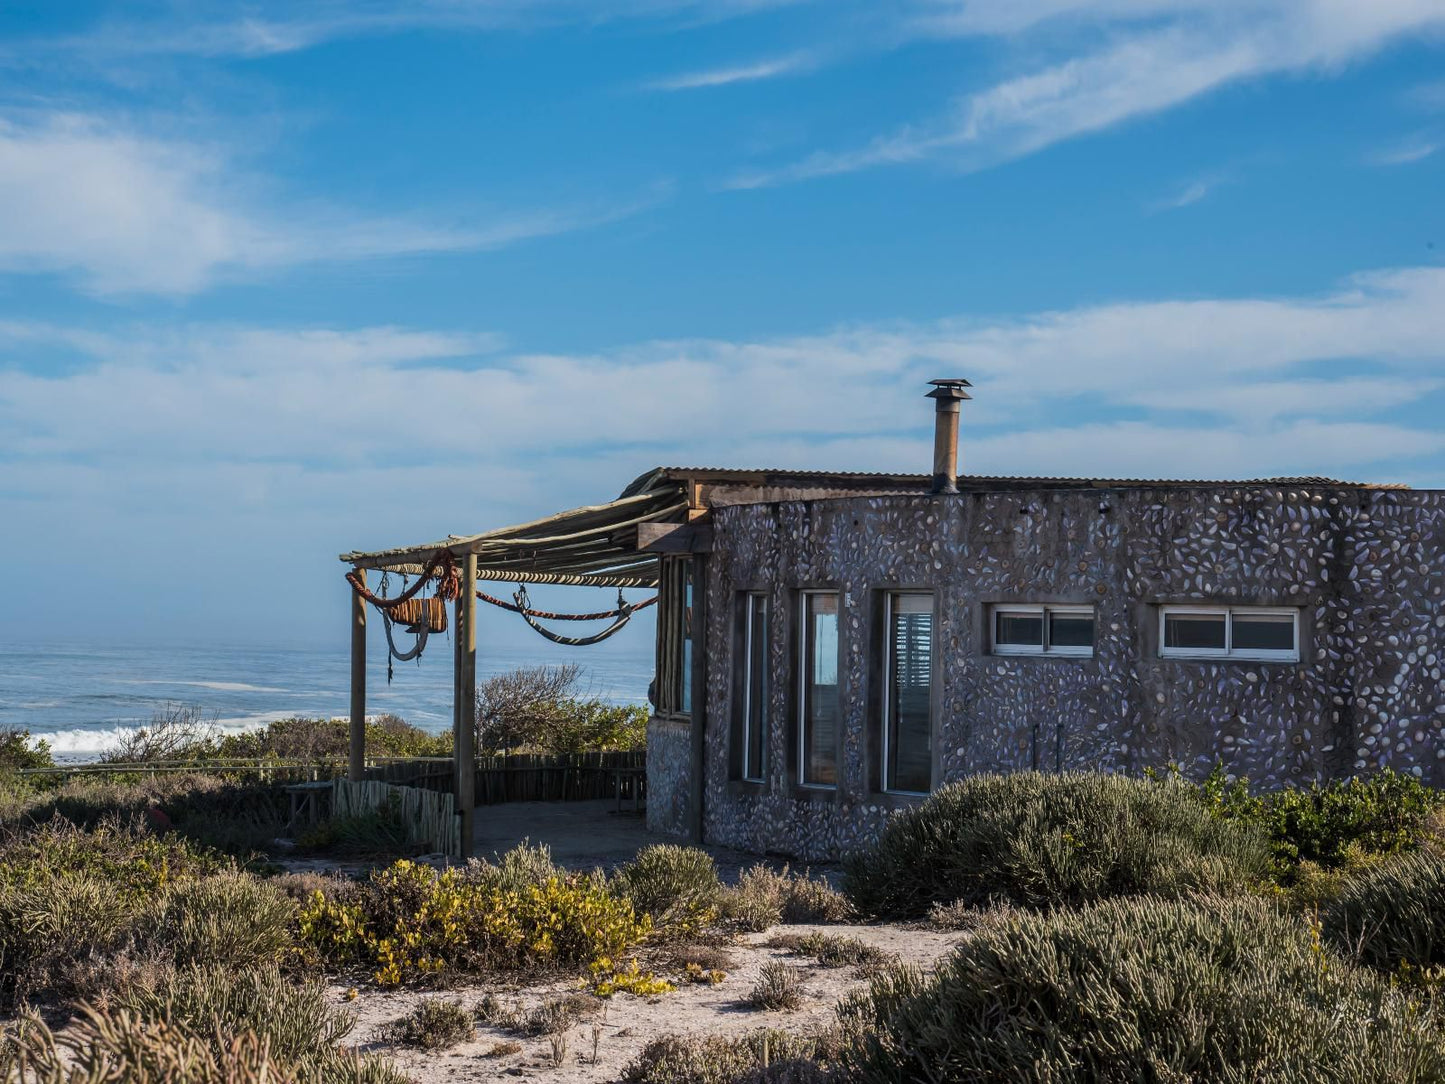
[1366,135,1441,165]
[646,51,816,91]
[1147,172,1228,212]
[729,1,1445,187]
[5,263,1444,639]
[0,112,659,296]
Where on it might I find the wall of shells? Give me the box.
[688,485,1445,861]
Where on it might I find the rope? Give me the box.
[382,612,431,684]
[476,590,658,621]
[510,586,639,647]
[346,550,461,608]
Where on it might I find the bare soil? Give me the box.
[343,924,961,1083]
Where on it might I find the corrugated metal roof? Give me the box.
[639,467,1409,491]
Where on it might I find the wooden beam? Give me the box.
[454,553,478,860]
[688,557,708,845]
[348,567,366,782]
[637,522,714,554]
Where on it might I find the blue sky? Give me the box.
[1,0,1443,647]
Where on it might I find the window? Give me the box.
[739,593,768,782]
[1160,606,1298,661]
[991,605,1095,656]
[655,558,694,715]
[883,593,933,794]
[798,591,839,787]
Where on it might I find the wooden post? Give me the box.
[349,566,367,782]
[454,552,478,859]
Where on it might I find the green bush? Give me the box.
[842,772,1270,918]
[144,871,295,968]
[1193,765,1444,880]
[217,713,450,760]
[0,872,136,1007]
[614,845,721,931]
[465,839,566,893]
[474,664,647,754]
[746,962,805,1012]
[836,896,1445,1083]
[1325,850,1445,977]
[0,728,53,773]
[767,932,890,975]
[379,996,475,1049]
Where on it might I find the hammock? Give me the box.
[507,585,642,647]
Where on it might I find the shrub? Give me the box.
[746,963,805,1012]
[298,804,410,856]
[835,895,1445,1083]
[0,728,53,773]
[614,845,721,931]
[101,704,222,763]
[1192,765,1444,880]
[474,664,647,754]
[477,991,601,1035]
[144,871,295,968]
[620,1031,832,1084]
[380,997,475,1049]
[3,967,409,1083]
[216,714,450,760]
[842,772,1270,918]
[720,866,851,932]
[297,853,651,986]
[465,839,565,893]
[1325,850,1445,976]
[0,873,136,1007]
[766,932,891,975]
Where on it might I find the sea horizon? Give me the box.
[0,635,654,764]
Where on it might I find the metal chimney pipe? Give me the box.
[925,379,972,494]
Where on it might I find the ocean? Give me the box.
[0,636,655,763]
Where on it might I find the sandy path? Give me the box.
[342,924,961,1083]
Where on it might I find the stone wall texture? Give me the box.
[686,484,1445,860]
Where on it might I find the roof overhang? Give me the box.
[339,479,688,587]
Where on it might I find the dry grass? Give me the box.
[745,963,805,1012]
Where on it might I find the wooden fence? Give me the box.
[332,778,460,859]
[365,750,646,806]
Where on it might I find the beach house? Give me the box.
[342,381,1445,860]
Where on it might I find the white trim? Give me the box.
[798,590,838,790]
[882,591,933,796]
[1158,605,1299,662]
[741,592,766,783]
[989,604,1095,657]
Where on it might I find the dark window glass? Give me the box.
[1231,613,1295,652]
[996,611,1044,647]
[1164,612,1226,650]
[743,594,768,781]
[1048,612,1094,650]
[801,593,839,787]
[887,594,932,793]
[680,564,694,714]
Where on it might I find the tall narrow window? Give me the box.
[680,563,694,714]
[736,593,769,782]
[884,593,933,794]
[799,592,839,787]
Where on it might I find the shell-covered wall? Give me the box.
[689,485,1445,861]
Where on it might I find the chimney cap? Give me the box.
[926,377,972,402]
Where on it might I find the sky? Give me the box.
[1,0,1443,648]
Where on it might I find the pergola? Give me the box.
[338,470,689,855]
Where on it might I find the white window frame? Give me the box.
[1158,605,1299,663]
[882,592,934,796]
[990,604,1095,657]
[797,590,839,790]
[740,592,767,783]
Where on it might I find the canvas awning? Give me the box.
[338,475,688,587]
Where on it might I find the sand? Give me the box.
[342,924,962,1083]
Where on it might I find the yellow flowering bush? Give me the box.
[589,957,674,997]
[296,859,650,987]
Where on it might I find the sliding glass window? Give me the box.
[884,593,933,794]
[798,591,839,788]
[740,593,768,783]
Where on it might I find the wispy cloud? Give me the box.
[646,50,815,91]
[1147,172,1228,213]
[0,112,663,296]
[728,2,1445,188]
[1367,135,1441,166]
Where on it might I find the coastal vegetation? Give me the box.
[1,746,1441,1081]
